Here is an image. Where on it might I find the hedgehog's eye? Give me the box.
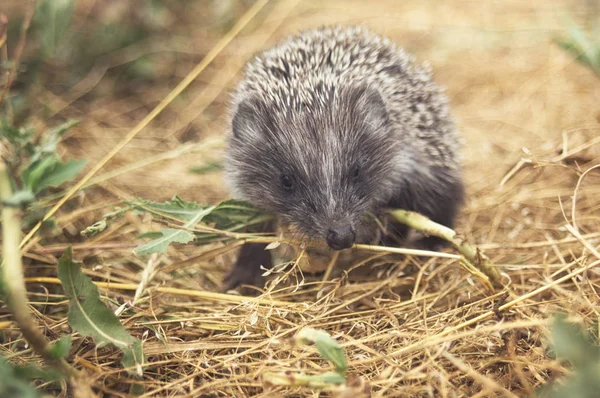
[280,174,295,192]
[351,164,360,180]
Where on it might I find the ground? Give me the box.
[1,0,600,397]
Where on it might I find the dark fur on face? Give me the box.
[226,84,398,245]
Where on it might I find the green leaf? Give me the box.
[22,155,58,192]
[35,0,75,59]
[13,363,63,384]
[22,156,86,194]
[43,119,79,146]
[30,119,79,164]
[130,197,265,225]
[0,118,34,150]
[3,190,35,207]
[0,356,50,398]
[554,15,600,75]
[129,197,272,248]
[135,231,163,240]
[134,228,196,256]
[133,205,215,256]
[551,314,599,369]
[48,335,72,360]
[21,203,48,229]
[563,19,597,68]
[537,314,600,398]
[122,340,145,376]
[205,199,268,229]
[130,196,214,223]
[295,327,347,376]
[57,248,145,375]
[35,159,87,192]
[129,381,145,395]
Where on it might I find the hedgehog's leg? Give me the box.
[386,173,464,251]
[222,220,275,294]
[413,200,460,251]
[382,190,414,247]
[379,216,411,247]
[411,176,465,251]
[223,242,273,293]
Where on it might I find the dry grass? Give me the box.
[2,0,600,396]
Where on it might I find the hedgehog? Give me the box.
[223,25,464,290]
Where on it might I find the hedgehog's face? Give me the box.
[226,84,398,250]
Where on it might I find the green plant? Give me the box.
[0,161,92,394]
[555,16,600,76]
[57,248,145,376]
[263,328,348,389]
[1,119,86,203]
[0,356,62,398]
[81,196,272,254]
[0,118,87,229]
[537,314,600,398]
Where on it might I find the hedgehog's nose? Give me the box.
[326,225,356,250]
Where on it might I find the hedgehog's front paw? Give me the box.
[222,243,273,295]
[222,265,265,295]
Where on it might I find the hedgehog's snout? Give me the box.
[326,224,356,250]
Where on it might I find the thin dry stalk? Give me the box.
[23,277,302,308]
[442,351,520,398]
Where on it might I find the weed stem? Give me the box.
[0,161,88,391]
[389,209,504,289]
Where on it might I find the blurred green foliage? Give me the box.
[34,0,75,60]
[537,314,600,398]
[0,118,86,227]
[264,328,348,389]
[555,16,600,77]
[0,356,63,398]
[5,1,200,123]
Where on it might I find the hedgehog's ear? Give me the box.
[352,85,389,131]
[231,98,270,141]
